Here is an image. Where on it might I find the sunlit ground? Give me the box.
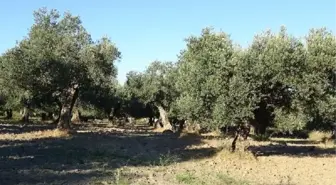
[0,120,335,185]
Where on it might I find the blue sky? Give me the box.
[0,0,335,84]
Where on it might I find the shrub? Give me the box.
[158,151,180,166]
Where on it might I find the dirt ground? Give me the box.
[0,120,335,185]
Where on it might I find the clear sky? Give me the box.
[0,0,335,84]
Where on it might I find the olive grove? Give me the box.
[0,9,335,150]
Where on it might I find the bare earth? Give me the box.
[0,121,335,185]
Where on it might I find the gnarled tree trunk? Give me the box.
[53,102,62,124]
[5,109,12,119]
[253,101,274,135]
[57,86,79,129]
[58,106,71,129]
[231,130,239,152]
[21,107,29,123]
[148,117,154,126]
[156,105,172,131]
[153,118,163,128]
[47,112,53,120]
[71,109,81,123]
[41,113,47,121]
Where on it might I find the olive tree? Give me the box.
[243,27,307,134]
[176,28,240,128]
[125,61,179,130]
[175,28,259,150]
[175,27,326,150]
[299,28,336,131]
[1,8,120,129]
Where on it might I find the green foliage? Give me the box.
[273,108,307,133]
[143,61,179,109]
[174,26,335,133]
[123,61,179,123]
[1,8,120,117]
[176,28,248,128]
[126,61,178,108]
[211,72,257,129]
[298,28,336,130]
[0,89,23,110]
[78,104,105,118]
[79,82,117,116]
[0,8,334,134]
[242,27,307,133]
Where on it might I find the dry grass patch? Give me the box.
[215,149,257,161]
[0,129,70,141]
[308,130,333,143]
[174,169,251,185]
[175,172,198,184]
[152,127,165,133]
[309,131,334,147]
[201,130,222,137]
[178,132,201,139]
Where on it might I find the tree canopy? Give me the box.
[124,61,179,129]
[0,8,334,140]
[1,8,121,128]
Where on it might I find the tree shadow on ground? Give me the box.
[0,120,55,135]
[80,122,154,132]
[0,123,219,185]
[247,143,336,157]
[270,138,318,145]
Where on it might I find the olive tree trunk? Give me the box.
[231,122,251,152]
[5,109,12,119]
[47,112,53,120]
[53,102,62,124]
[21,107,29,123]
[148,117,154,126]
[231,131,239,152]
[156,105,172,131]
[71,109,81,123]
[57,86,79,129]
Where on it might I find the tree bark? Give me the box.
[41,113,47,121]
[178,120,185,132]
[231,130,239,152]
[21,107,29,123]
[148,117,154,126]
[47,112,53,120]
[156,118,164,128]
[156,105,172,131]
[57,86,79,129]
[71,109,81,123]
[253,101,273,135]
[58,106,72,129]
[5,109,12,119]
[53,102,62,124]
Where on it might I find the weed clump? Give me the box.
[176,172,197,184]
